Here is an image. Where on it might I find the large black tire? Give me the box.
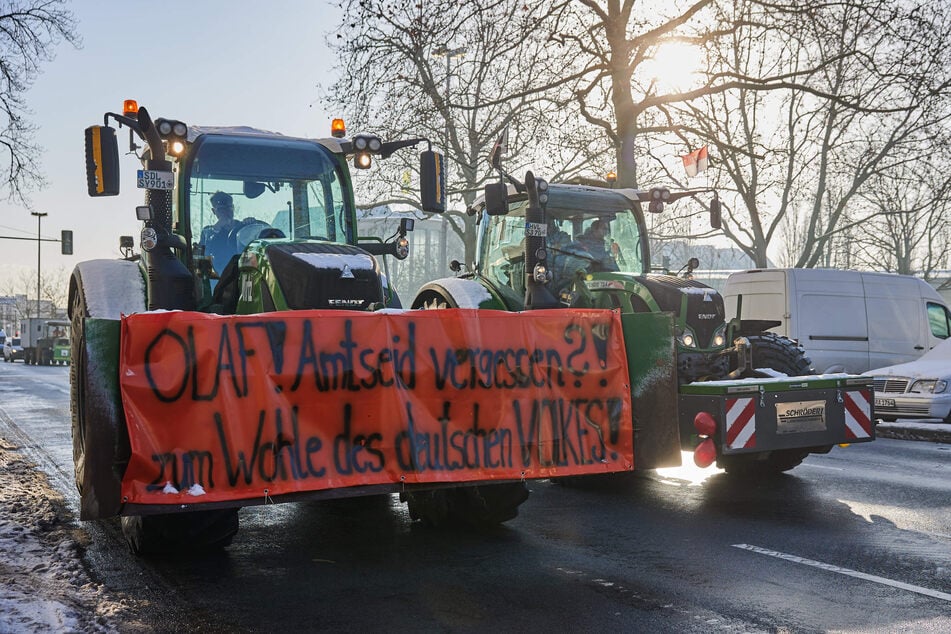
[70,275,90,496]
[402,482,529,529]
[744,333,813,377]
[71,270,240,554]
[721,333,814,475]
[412,289,454,310]
[718,450,809,476]
[121,510,240,556]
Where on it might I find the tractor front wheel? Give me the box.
[744,333,813,378]
[121,510,240,556]
[402,482,529,529]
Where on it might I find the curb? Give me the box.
[875,422,951,444]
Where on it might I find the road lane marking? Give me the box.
[732,543,951,603]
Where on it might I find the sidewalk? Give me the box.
[875,420,951,443]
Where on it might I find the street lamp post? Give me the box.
[31,211,47,318]
[432,45,466,153]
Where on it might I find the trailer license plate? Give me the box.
[776,399,827,433]
[875,397,895,408]
[136,169,174,190]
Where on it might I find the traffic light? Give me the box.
[61,230,73,255]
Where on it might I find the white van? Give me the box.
[722,268,951,374]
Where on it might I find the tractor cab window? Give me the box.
[183,134,351,275]
[480,187,648,295]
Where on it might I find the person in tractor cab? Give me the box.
[577,218,619,272]
[200,191,241,274]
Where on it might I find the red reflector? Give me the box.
[693,411,717,437]
[693,438,717,468]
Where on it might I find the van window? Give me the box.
[928,302,951,339]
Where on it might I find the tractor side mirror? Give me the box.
[420,150,446,213]
[710,194,722,229]
[84,125,120,196]
[484,182,508,215]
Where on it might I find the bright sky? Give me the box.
[0,0,341,293]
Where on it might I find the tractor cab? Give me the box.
[474,184,652,305]
[180,131,354,281]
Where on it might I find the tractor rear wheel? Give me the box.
[718,450,809,476]
[402,482,529,529]
[723,333,814,474]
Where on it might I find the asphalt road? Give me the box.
[1,361,950,632]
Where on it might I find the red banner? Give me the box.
[118,309,633,505]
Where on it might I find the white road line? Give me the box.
[732,544,951,603]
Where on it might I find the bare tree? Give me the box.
[1,265,67,320]
[0,1,78,201]
[325,0,951,273]
[647,1,951,267]
[849,157,951,277]
[323,0,572,269]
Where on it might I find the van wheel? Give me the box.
[744,333,813,377]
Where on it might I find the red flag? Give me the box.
[681,146,709,178]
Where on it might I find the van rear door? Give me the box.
[722,270,789,335]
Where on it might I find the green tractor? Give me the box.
[412,150,871,476]
[71,102,528,554]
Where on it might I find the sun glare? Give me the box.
[639,42,705,93]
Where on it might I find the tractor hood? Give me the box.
[638,274,725,343]
[266,242,384,310]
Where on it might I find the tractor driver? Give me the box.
[200,191,241,273]
[577,218,619,272]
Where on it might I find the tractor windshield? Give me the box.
[183,134,352,273]
[480,186,648,294]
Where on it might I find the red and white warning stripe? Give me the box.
[725,397,756,449]
[843,389,873,439]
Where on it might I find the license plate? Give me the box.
[136,169,174,190]
[875,397,895,408]
[775,399,827,433]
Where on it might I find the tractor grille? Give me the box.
[871,378,910,394]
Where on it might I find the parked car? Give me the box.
[3,337,23,362]
[864,338,951,422]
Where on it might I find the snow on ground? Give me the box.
[0,436,139,633]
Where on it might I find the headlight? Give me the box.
[533,263,550,283]
[711,324,727,348]
[140,227,157,251]
[678,329,697,348]
[910,379,948,394]
[395,236,409,260]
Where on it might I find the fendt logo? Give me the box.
[697,313,719,320]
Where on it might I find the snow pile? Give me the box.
[0,437,134,633]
